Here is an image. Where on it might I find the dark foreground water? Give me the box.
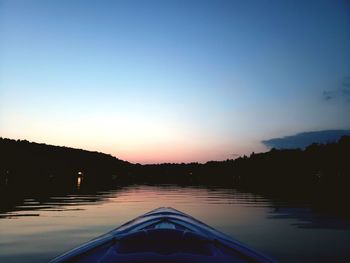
[1,183,350,263]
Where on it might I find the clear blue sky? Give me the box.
[1,0,350,163]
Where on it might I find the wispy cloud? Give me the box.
[322,90,335,101]
[322,76,350,102]
[340,76,350,101]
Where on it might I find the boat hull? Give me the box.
[50,207,276,263]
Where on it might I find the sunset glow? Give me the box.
[1,0,350,163]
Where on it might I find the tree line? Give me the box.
[1,136,349,194]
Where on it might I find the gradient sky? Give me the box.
[1,0,350,163]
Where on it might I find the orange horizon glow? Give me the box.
[0,131,267,164]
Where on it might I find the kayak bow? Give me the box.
[50,207,276,263]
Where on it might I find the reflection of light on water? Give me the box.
[77,177,82,189]
[1,185,350,263]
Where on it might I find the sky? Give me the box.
[1,0,350,163]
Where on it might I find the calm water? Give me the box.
[1,183,350,263]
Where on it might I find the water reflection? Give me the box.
[0,183,349,228]
[76,177,82,190]
[268,207,350,229]
[0,183,350,263]
[0,185,245,235]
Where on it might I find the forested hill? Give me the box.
[1,136,350,189]
[130,136,350,190]
[0,138,132,184]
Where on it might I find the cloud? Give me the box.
[322,76,350,102]
[322,90,334,101]
[262,130,350,149]
[340,77,350,101]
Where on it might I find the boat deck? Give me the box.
[50,207,275,263]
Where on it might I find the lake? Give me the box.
[1,182,350,262]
